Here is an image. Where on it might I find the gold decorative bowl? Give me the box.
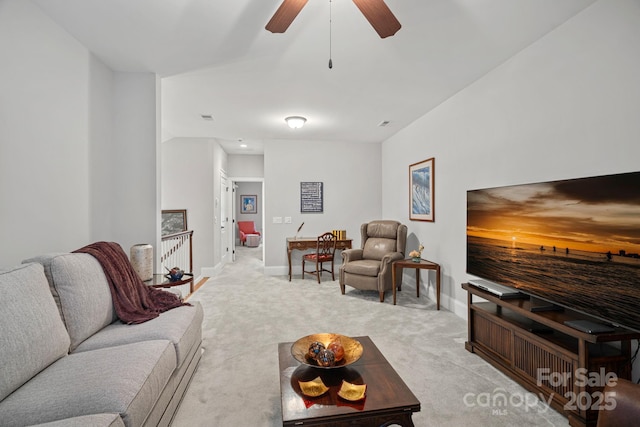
[291,333,363,369]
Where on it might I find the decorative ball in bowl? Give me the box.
[291,333,363,369]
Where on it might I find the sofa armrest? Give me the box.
[597,378,640,427]
[341,249,363,263]
[379,252,404,274]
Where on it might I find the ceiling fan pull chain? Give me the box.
[328,0,333,69]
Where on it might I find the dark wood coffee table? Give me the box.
[278,336,420,426]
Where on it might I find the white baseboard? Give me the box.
[397,276,466,318]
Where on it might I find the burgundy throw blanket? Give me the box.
[74,241,190,324]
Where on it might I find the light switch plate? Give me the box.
[273,216,283,224]
[284,217,292,224]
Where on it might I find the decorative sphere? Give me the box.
[308,342,325,360]
[316,349,336,367]
[328,341,345,361]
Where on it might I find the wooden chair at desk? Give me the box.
[302,232,337,283]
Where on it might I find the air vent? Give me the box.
[378,120,391,127]
[201,114,214,121]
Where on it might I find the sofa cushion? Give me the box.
[0,263,71,402]
[75,302,203,366]
[21,253,66,316]
[29,413,125,427]
[0,340,176,427]
[24,253,117,351]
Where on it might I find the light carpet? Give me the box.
[171,245,569,426]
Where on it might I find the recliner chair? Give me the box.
[339,220,407,302]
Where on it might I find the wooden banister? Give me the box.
[161,230,193,274]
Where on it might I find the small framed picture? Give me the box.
[161,209,188,235]
[409,157,435,222]
[241,195,257,214]
[300,182,323,213]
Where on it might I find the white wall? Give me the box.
[88,56,115,243]
[263,140,382,274]
[161,138,222,277]
[228,154,264,178]
[109,72,159,258]
[0,1,160,267]
[381,0,640,326]
[0,0,100,264]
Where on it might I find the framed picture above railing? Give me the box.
[161,209,188,235]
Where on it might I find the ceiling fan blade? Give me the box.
[265,0,309,33]
[352,0,401,38]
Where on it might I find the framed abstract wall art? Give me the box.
[409,157,434,222]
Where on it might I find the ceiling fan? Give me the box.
[265,0,401,39]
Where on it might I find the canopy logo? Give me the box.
[462,388,553,416]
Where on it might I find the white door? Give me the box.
[231,183,237,261]
[220,173,230,263]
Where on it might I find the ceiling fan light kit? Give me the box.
[285,116,307,129]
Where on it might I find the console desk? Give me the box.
[287,237,352,281]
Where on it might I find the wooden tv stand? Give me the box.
[463,282,640,427]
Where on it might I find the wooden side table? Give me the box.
[392,258,441,309]
[148,273,194,294]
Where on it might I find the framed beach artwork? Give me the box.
[241,195,257,214]
[161,209,187,235]
[409,157,435,222]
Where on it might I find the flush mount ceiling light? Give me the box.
[285,116,307,129]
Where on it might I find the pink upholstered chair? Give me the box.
[238,221,260,246]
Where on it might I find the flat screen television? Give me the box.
[466,171,640,332]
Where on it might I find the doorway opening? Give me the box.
[231,178,264,263]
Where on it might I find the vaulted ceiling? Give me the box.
[33,0,596,154]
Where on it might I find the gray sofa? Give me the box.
[0,252,203,427]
